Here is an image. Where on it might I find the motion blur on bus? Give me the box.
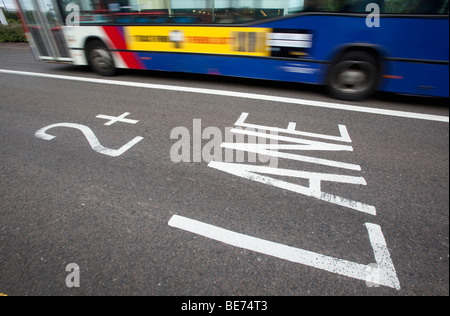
[15,0,449,100]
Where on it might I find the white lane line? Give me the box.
[1,68,448,123]
[168,215,401,290]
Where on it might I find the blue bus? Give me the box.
[16,0,449,100]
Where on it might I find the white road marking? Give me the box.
[230,128,354,151]
[220,142,361,171]
[211,113,376,214]
[35,122,143,157]
[208,161,376,215]
[365,223,401,290]
[168,215,401,290]
[1,69,448,123]
[234,112,353,142]
[96,112,139,126]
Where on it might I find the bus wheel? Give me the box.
[86,40,116,77]
[327,51,379,101]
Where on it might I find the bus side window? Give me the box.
[383,0,447,14]
[444,0,449,14]
[416,0,447,14]
[303,0,325,11]
[342,0,385,13]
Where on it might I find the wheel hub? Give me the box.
[331,60,375,94]
[91,48,113,71]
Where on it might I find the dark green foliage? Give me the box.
[0,10,26,42]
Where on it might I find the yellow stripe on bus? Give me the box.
[125,26,272,57]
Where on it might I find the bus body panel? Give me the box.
[18,0,448,99]
[133,52,323,85]
[254,15,449,62]
[77,16,448,98]
[254,15,450,97]
[381,61,449,97]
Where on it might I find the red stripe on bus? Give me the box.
[102,26,144,69]
[102,26,127,50]
[119,51,145,70]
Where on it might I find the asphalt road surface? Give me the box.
[0,43,448,297]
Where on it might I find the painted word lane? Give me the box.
[170,112,401,290]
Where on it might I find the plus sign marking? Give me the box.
[96,112,139,126]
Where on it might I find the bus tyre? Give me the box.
[86,40,117,77]
[327,51,379,101]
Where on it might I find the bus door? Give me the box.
[17,0,71,62]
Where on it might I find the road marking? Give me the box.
[35,122,143,157]
[230,128,354,151]
[96,112,139,126]
[209,161,376,215]
[209,113,376,215]
[168,215,401,290]
[235,112,353,142]
[0,69,448,123]
[220,143,361,170]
